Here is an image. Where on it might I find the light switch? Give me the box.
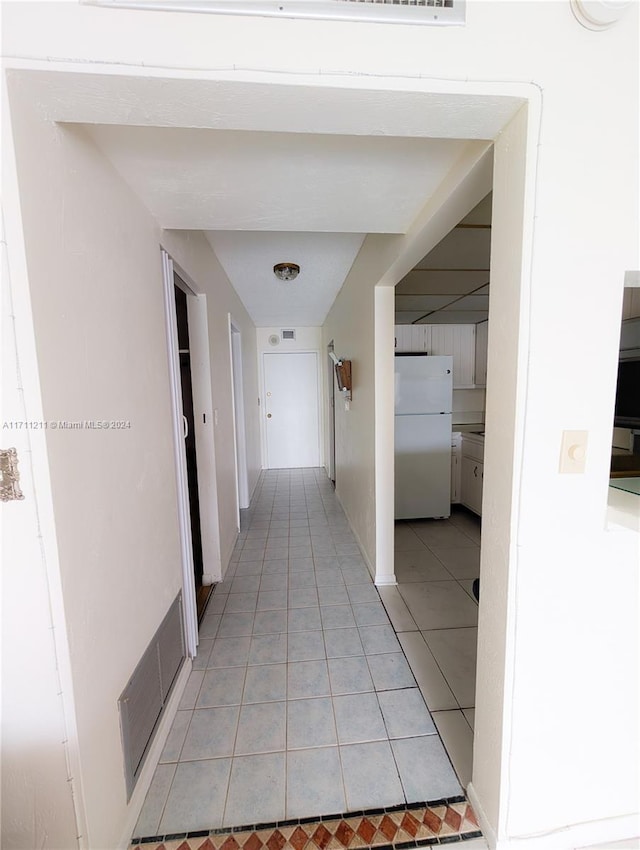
[559,430,588,474]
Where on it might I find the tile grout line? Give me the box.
[139,471,473,839]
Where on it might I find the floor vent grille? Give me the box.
[119,593,185,799]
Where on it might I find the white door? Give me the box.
[264,352,321,468]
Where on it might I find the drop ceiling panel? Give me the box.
[413,227,491,270]
[396,270,490,295]
[395,312,436,325]
[442,295,490,311]
[394,295,455,311]
[460,194,493,225]
[396,310,489,325]
[415,311,489,324]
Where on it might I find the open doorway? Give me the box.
[174,277,209,620]
[387,193,491,788]
[161,250,222,655]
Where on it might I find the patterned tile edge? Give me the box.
[131,799,480,850]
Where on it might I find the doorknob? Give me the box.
[267,413,272,419]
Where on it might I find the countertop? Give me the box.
[452,423,485,434]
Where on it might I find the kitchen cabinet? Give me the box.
[394,325,430,353]
[429,325,476,388]
[619,316,640,351]
[394,324,477,388]
[461,458,483,515]
[461,434,484,516]
[475,320,488,387]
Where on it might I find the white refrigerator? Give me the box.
[394,354,453,520]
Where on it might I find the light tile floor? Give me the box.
[385,506,481,788]
[134,469,465,838]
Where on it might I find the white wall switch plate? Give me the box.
[559,429,588,474]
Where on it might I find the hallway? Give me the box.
[132,469,481,847]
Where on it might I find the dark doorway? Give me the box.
[174,278,208,620]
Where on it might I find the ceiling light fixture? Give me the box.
[273,262,300,282]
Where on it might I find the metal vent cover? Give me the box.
[281,329,296,341]
[84,0,465,25]
[119,593,185,799]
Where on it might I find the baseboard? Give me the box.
[466,783,639,850]
[117,657,193,850]
[221,530,239,580]
[466,782,497,849]
[374,575,398,587]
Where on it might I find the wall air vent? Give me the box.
[118,593,185,799]
[83,0,465,26]
[281,329,296,340]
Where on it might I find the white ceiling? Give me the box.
[206,231,365,326]
[84,125,469,234]
[20,70,523,327]
[84,123,476,325]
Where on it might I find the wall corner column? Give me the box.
[374,284,396,586]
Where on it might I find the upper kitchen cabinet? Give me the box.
[394,323,478,388]
[430,325,476,388]
[475,320,488,387]
[395,324,431,353]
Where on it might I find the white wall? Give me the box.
[452,388,486,426]
[2,86,259,849]
[324,236,400,572]
[1,182,81,848]
[4,97,185,850]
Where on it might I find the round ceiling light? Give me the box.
[273,262,300,281]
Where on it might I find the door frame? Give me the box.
[229,315,249,515]
[161,249,222,655]
[261,350,322,469]
[327,341,336,483]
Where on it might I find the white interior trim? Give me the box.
[183,284,222,585]
[160,249,198,656]
[230,319,250,510]
[327,340,336,483]
[1,73,89,848]
[374,285,396,586]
